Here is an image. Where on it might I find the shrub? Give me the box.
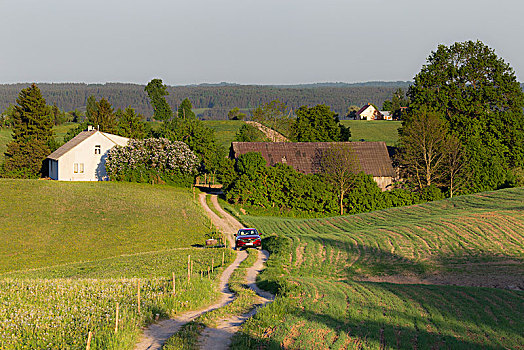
[106,138,198,186]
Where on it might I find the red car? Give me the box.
[234,228,262,250]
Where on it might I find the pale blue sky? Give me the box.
[0,0,522,85]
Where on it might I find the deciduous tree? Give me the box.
[408,40,524,191]
[399,108,448,189]
[320,143,360,215]
[145,79,172,121]
[291,104,350,142]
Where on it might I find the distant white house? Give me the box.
[356,103,384,120]
[47,127,129,181]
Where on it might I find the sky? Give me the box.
[0,0,523,85]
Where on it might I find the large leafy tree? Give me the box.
[291,104,350,142]
[408,40,524,191]
[3,84,53,177]
[161,98,225,173]
[145,79,172,121]
[252,100,292,137]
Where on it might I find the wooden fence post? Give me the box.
[137,280,141,314]
[114,302,119,333]
[172,272,176,295]
[187,255,191,282]
[222,251,225,266]
[86,331,92,350]
[211,257,214,273]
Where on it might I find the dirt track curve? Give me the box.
[134,193,273,350]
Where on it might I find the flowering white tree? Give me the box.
[106,138,199,182]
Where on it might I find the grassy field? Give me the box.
[0,179,236,349]
[203,120,245,150]
[231,188,524,349]
[0,180,217,273]
[341,120,401,146]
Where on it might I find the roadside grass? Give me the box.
[0,179,212,273]
[0,179,237,349]
[231,187,524,349]
[0,273,223,349]
[341,120,401,146]
[206,194,223,219]
[164,249,260,350]
[202,120,245,150]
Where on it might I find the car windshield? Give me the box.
[238,229,257,236]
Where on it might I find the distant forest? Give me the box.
[0,82,413,119]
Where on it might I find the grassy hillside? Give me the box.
[342,120,401,146]
[0,180,234,349]
[203,120,244,150]
[232,188,524,349]
[0,180,213,273]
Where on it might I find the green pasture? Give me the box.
[203,120,245,150]
[342,120,401,146]
[0,180,213,273]
[0,129,11,163]
[0,180,236,349]
[232,187,524,349]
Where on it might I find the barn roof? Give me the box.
[47,130,97,160]
[230,142,395,177]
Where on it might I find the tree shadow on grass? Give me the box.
[232,281,524,349]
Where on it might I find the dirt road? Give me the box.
[134,193,273,350]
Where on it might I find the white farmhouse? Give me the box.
[47,127,129,181]
[356,103,384,120]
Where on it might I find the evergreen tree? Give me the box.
[144,79,172,121]
[117,107,147,139]
[85,95,97,122]
[91,98,116,133]
[3,84,53,178]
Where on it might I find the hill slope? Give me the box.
[0,180,211,273]
[232,188,524,349]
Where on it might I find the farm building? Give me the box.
[47,127,129,181]
[230,142,396,190]
[356,103,384,120]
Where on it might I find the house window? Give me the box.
[95,145,101,155]
[74,163,85,174]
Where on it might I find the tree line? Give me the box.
[0,83,406,120]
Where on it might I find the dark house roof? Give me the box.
[230,142,395,177]
[47,130,96,160]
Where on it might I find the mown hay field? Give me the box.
[0,180,235,349]
[233,187,524,349]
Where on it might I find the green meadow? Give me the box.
[342,120,401,146]
[203,120,245,150]
[0,180,235,349]
[232,187,524,349]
